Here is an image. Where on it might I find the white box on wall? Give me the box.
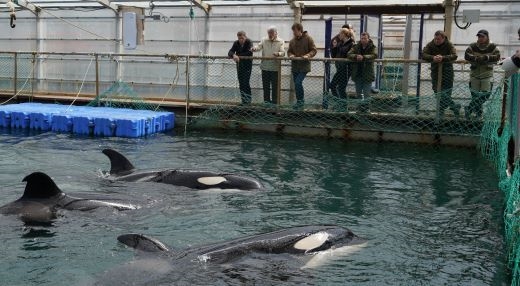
[123,12,137,50]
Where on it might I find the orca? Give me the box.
[0,172,137,224]
[117,225,367,269]
[102,149,264,191]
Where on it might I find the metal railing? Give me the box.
[0,51,508,120]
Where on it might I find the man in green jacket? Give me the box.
[422,30,460,117]
[464,29,501,119]
[347,32,377,112]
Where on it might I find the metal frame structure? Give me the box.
[0,0,293,15]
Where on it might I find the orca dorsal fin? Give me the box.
[117,234,170,252]
[102,149,136,176]
[21,172,62,199]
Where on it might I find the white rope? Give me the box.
[0,57,36,105]
[66,56,94,112]
[154,57,180,111]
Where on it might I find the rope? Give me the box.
[0,56,36,105]
[154,55,180,111]
[66,56,94,112]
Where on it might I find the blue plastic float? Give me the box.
[0,103,175,137]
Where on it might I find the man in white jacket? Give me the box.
[252,26,285,105]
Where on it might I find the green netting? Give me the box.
[87,80,160,111]
[191,58,504,137]
[479,73,520,285]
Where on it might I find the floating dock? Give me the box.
[0,103,174,137]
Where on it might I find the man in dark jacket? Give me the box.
[288,23,317,110]
[464,29,501,119]
[228,31,253,105]
[330,28,354,111]
[422,30,460,117]
[347,32,377,112]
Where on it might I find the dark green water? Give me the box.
[0,129,507,285]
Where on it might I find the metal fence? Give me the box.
[0,51,508,136]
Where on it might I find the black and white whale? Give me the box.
[117,225,367,269]
[0,172,137,224]
[102,148,264,190]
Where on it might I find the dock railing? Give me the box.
[0,51,509,138]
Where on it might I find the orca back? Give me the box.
[102,149,136,176]
[21,172,62,199]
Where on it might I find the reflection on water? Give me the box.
[22,228,56,239]
[0,129,507,285]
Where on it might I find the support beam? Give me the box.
[188,0,210,15]
[96,0,118,12]
[287,0,302,23]
[4,0,39,15]
[444,0,454,39]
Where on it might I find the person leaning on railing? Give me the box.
[347,32,377,113]
[329,28,354,111]
[251,26,285,105]
[228,31,253,105]
[422,30,461,118]
[287,23,317,110]
[464,29,501,119]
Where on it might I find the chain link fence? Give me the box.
[0,51,509,137]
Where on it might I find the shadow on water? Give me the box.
[21,228,57,251]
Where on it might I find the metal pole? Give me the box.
[323,17,332,109]
[95,54,100,102]
[31,53,36,100]
[416,13,425,115]
[401,14,413,107]
[435,63,443,123]
[13,52,17,102]
[277,59,282,106]
[376,14,383,90]
[186,56,191,110]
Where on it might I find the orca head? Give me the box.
[219,174,264,190]
[293,226,359,253]
[118,233,170,253]
[21,172,63,199]
[102,149,136,176]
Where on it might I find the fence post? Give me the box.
[31,52,36,99]
[276,59,282,106]
[13,52,17,102]
[95,54,100,102]
[186,56,191,110]
[435,63,443,123]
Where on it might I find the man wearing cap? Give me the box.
[422,30,460,117]
[464,29,501,119]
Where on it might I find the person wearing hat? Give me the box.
[422,30,460,118]
[464,29,501,119]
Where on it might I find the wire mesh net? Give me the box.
[191,58,505,137]
[87,80,159,111]
[479,74,520,285]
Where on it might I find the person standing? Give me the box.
[287,23,317,110]
[252,26,285,105]
[422,30,460,117]
[347,32,377,112]
[330,28,354,111]
[464,29,501,119]
[228,31,253,105]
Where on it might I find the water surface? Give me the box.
[0,129,506,285]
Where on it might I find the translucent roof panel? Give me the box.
[295,0,446,14]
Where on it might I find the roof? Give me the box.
[293,0,446,15]
[5,0,288,15]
